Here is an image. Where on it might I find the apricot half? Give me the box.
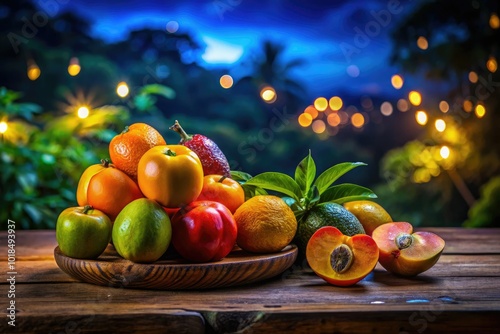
[372,222,445,276]
[306,226,379,286]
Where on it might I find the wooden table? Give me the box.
[1,228,499,333]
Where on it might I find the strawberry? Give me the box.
[170,120,231,177]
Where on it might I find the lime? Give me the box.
[112,198,172,263]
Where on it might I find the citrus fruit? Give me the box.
[76,162,106,206]
[109,123,166,179]
[87,160,143,221]
[112,198,172,263]
[56,205,112,259]
[344,200,392,236]
[296,202,365,254]
[196,175,245,213]
[234,195,297,253]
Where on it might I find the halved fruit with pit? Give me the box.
[306,226,379,286]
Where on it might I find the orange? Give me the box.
[87,161,143,221]
[109,123,166,179]
[196,175,245,213]
[76,162,106,206]
[234,195,297,253]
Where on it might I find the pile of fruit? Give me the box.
[56,120,445,287]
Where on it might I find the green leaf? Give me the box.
[295,150,316,195]
[139,84,176,99]
[319,183,377,204]
[306,185,321,207]
[230,170,253,182]
[241,184,268,201]
[314,162,367,194]
[245,172,302,202]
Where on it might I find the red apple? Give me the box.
[372,222,445,276]
[306,226,379,286]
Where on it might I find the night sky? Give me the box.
[46,0,433,101]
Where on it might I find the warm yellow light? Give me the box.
[415,110,428,125]
[219,74,233,89]
[463,100,473,112]
[77,106,90,119]
[261,87,276,103]
[328,96,343,111]
[440,146,450,159]
[327,113,341,126]
[439,101,449,113]
[67,57,81,76]
[417,36,428,50]
[380,101,393,116]
[0,121,8,134]
[490,13,500,29]
[312,120,326,134]
[351,113,365,128]
[397,99,409,112]
[304,105,318,119]
[468,71,478,83]
[409,91,422,106]
[475,104,486,118]
[314,97,328,111]
[435,119,446,132]
[27,65,41,81]
[116,82,129,98]
[391,74,404,89]
[298,113,313,127]
[487,56,497,73]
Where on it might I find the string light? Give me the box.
[397,99,409,112]
[329,96,343,110]
[298,113,313,127]
[440,146,450,159]
[409,91,422,106]
[486,56,497,73]
[391,74,404,89]
[0,121,8,134]
[439,101,449,113]
[463,100,473,112]
[27,63,41,81]
[304,105,318,119]
[116,82,130,98]
[435,119,446,132]
[219,75,233,89]
[312,120,326,133]
[415,110,428,125]
[468,71,478,83]
[77,106,90,119]
[475,104,486,118]
[68,57,81,76]
[260,86,277,103]
[380,101,393,116]
[417,36,428,50]
[490,13,500,29]
[314,97,328,111]
[351,113,365,128]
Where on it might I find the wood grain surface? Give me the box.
[1,228,499,333]
[53,244,298,290]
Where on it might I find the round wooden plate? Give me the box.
[54,244,298,290]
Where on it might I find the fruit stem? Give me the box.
[82,205,93,214]
[163,148,177,157]
[100,159,110,168]
[169,120,193,143]
[395,233,413,250]
[218,176,227,183]
[330,244,353,274]
[121,126,129,135]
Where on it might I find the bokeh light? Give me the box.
[409,91,422,106]
[77,106,89,119]
[486,56,497,73]
[351,113,365,128]
[490,13,500,29]
[391,74,404,89]
[166,21,179,33]
[380,101,393,116]
[327,113,341,126]
[463,100,473,112]
[260,86,277,103]
[468,71,478,83]
[361,97,373,110]
[346,65,360,77]
[298,113,313,127]
[314,97,328,111]
[440,146,450,159]
[305,105,318,118]
[397,99,409,112]
[116,82,129,98]
[338,111,349,124]
[415,110,428,125]
[439,101,449,113]
[67,57,81,76]
[27,64,40,81]
[329,96,343,110]
[312,120,326,133]
[435,119,446,132]
[219,74,233,89]
[475,104,486,118]
[417,36,428,50]
[0,121,8,134]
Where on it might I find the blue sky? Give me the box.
[50,0,430,100]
